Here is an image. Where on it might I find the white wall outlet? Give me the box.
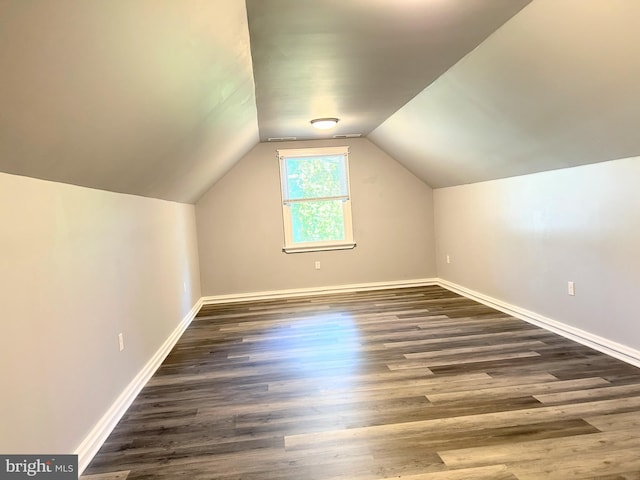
[446,254,451,264]
[567,281,575,296]
[118,333,125,351]
[315,261,321,270]
[183,281,187,293]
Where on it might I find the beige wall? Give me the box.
[434,156,640,351]
[0,172,201,454]
[196,138,436,295]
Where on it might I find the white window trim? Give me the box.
[278,146,356,254]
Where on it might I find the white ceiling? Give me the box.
[246,0,530,141]
[369,0,640,187]
[0,0,258,203]
[1,0,639,202]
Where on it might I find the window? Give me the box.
[278,146,355,253]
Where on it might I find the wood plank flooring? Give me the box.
[81,285,640,479]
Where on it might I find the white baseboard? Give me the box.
[201,278,438,305]
[437,278,640,369]
[76,277,640,476]
[75,298,203,475]
[75,279,436,474]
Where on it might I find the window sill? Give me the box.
[282,242,356,254]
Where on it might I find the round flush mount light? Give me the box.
[310,117,339,130]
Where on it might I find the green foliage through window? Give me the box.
[279,147,354,251]
[283,155,347,200]
[291,200,345,243]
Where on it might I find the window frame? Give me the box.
[277,146,356,254]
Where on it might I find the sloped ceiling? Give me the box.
[246,0,531,142]
[1,0,639,202]
[369,0,640,187]
[0,0,258,203]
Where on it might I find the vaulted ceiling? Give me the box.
[370,0,640,187]
[1,0,639,203]
[246,0,530,141]
[0,0,258,203]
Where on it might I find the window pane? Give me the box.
[290,200,345,243]
[284,155,347,200]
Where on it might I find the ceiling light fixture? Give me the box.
[310,117,339,130]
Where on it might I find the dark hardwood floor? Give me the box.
[81,285,640,479]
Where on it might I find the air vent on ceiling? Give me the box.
[267,137,297,142]
[333,134,362,139]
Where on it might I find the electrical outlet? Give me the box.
[315,261,321,270]
[183,281,187,293]
[567,281,575,296]
[118,333,125,351]
[446,254,451,264]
